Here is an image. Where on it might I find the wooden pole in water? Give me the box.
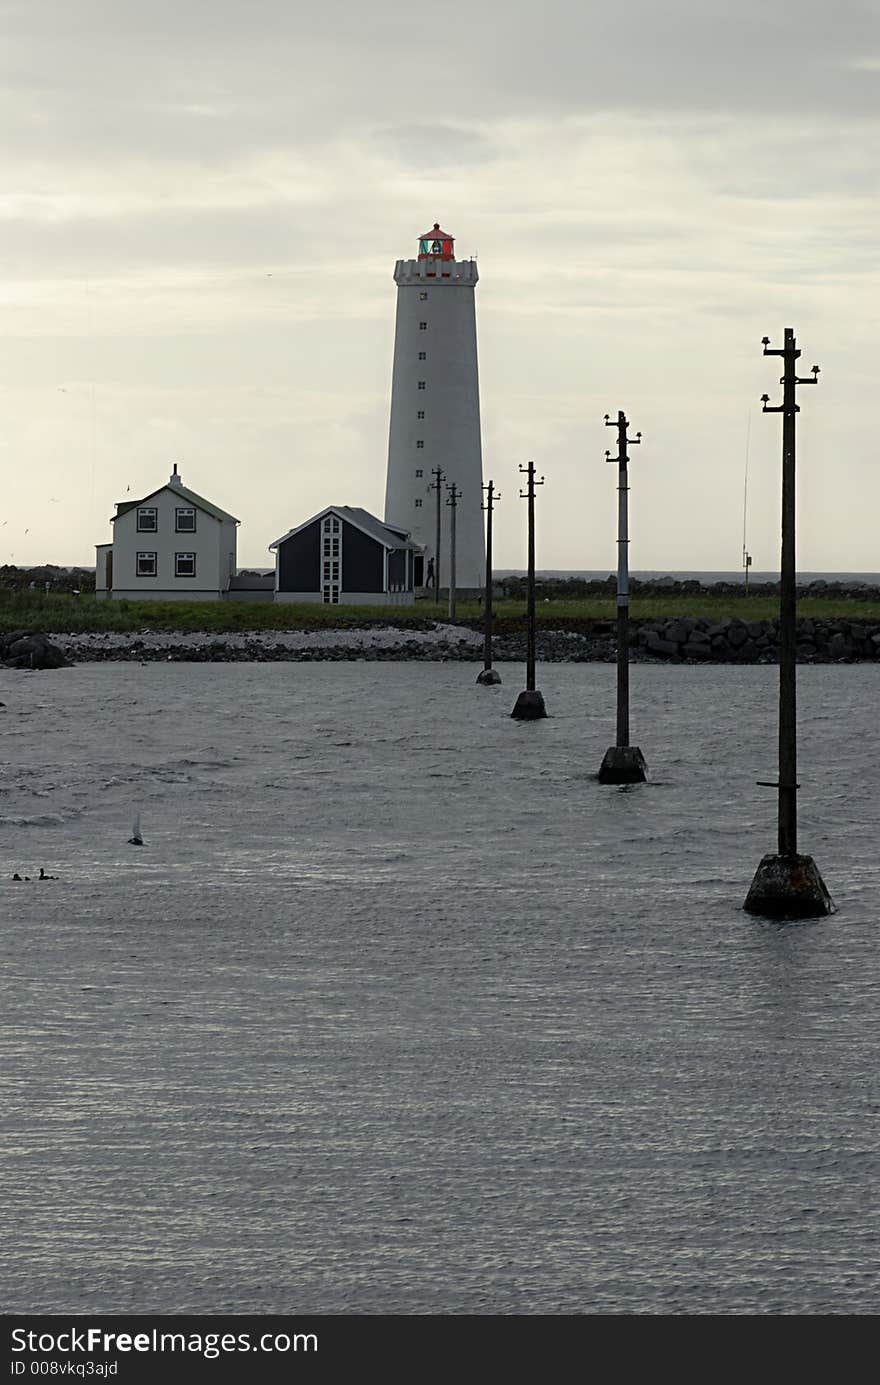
[511,461,547,719]
[598,412,647,784]
[744,328,832,918]
[477,480,502,685]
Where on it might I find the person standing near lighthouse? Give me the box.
[384,223,485,593]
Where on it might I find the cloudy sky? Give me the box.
[2,0,878,571]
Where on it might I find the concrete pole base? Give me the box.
[511,689,547,720]
[476,667,502,686]
[598,745,648,784]
[743,853,835,919]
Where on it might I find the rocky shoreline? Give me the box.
[3,614,880,669]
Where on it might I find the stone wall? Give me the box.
[34,617,880,664]
[633,615,880,663]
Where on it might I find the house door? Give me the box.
[321,515,341,604]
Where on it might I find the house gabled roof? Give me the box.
[113,482,239,526]
[269,505,420,552]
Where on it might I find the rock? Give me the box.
[727,623,748,648]
[3,634,67,670]
[644,633,680,657]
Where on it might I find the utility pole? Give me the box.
[445,482,459,620]
[598,411,647,784]
[430,466,445,605]
[511,461,547,720]
[744,328,833,918]
[742,412,752,595]
[477,480,502,685]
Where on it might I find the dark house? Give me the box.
[270,506,422,606]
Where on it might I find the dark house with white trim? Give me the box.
[270,506,422,606]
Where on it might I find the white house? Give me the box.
[95,465,239,601]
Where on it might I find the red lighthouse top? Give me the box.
[418,223,454,260]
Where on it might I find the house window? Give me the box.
[175,507,196,532]
[419,292,428,300]
[419,322,427,330]
[417,410,425,419]
[137,508,157,532]
[175,552,196,578]
[416,440,424,449]
[331,518,340,533]
[418,381,426,390]
[418,351,426,360]
[415,469,423,478]
[136,552,157,577]
[415,499,423,508]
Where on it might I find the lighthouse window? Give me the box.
[417,410,425,419]
[418,381,426,390]
[415,499,423,508]
[419,292,428,300]
[416,440,424,449]
[419,322,427,330]
[415,469,423,478]
[418,351,426,360]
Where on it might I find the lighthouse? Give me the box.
[384,223,485,592]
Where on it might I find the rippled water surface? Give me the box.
[2,661,878,1315]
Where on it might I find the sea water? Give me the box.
[1,661,878,1315]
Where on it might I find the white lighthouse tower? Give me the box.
[384,222,485,592]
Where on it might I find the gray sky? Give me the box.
[2,0,878,570]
